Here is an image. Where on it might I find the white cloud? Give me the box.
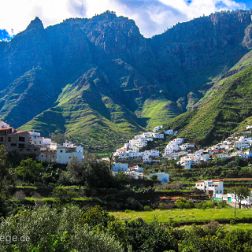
[0,0,247,38]
[158,0,245,19]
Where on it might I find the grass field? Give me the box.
[222,223,252,231]
[177,223,252,231]
[111,208,252,224]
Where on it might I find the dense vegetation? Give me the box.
[0,205,251,251]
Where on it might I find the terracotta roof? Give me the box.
[0,127,12,131]
[11,130,29,135]
[223,178,252,182]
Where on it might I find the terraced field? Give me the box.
[112,208,252,225]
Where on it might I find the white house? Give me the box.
[164,143,180,156]
[152,133,165,139]
[142,132,154,138]
[29,130,43,145]
[180,143,195,151]
[56,144,84,165]
[112,163,129,172]
[195,180,224,197]
[172,138,184,145]
[164,129,174,135]
[29,131,56,149]
[222,193,252,206]
[234,137,251,150]
[142,155,151,163]
[126,171,144,180]
[143,149,160,158]
[130,165,144,173]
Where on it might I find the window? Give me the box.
[0,137,3,142]
[11,143,17,147]
[18,144,25,148]
[8,137,11,142]
[19,136,25,142]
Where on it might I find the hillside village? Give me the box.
[113,124,252,171]
[0,121,84,165]
[112,124,252,206]
[1,120,251,206]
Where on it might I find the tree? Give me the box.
[82,205,115,228]
[67,155,115,188]
[67,157,86,184]
[121,219,178,251]
[0,145,10,216]
[233,186,250,209]
[0,144,8,178]
[15,158,44,183]
[0,206,123,251]
[85,160,114,188]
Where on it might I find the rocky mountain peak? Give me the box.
[26,17,44,31]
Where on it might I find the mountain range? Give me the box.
[0,10,252,152]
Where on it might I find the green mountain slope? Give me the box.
[167,50,252,145]
[141,99,180,129]
[22,68,144,152]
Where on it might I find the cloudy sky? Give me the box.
[0,0,251,37]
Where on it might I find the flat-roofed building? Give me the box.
[0,127,39,155]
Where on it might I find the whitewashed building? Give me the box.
[164,129,174,135]
[55,144,84,165]
[112,163,129,172]
[195,180,224,197]
[234,137,252,150]
[152,133,165,139]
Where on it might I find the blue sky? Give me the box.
[0,0,251,37]
[241,0,252,8]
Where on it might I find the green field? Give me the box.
[222,223,252,231]
[111,208,252,224]
[177,223,252,231]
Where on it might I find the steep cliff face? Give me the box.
[0,18,53,89]
[243,23,252,49]
[151,11,251,98]
[0,10,252,151]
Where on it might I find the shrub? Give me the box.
[175,198,194,209]
[0,206,122,251]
